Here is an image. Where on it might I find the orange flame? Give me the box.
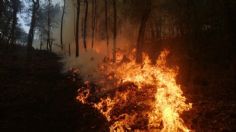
[77,49,192,132]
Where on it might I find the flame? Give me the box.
[77,49,192,132]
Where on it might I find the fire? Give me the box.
[77,49,192,132]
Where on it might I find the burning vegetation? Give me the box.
[76,49,192,132]
[1,0,236,131]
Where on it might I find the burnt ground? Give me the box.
[0,44,108,132]
[0,43,236,132]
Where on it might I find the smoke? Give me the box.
[60,36,136,83]
[58,0,140,79]
[61,48,104,82]
[50,0,144,83]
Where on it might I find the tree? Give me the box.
[83,0,88,50]
[27,0,39,52]
[35,2,60,51]
[0,0,3,19]
[0,0,11,42]
[9,0,21,45]
[60,0,65,51]
[91,0,96,48]
[112,0,117,62]
[136,0,151,63]
[75,0,80,57]
[46,0,52,51]
[104,0,109,54]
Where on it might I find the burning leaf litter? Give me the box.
[76,49,192,132]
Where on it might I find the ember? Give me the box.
[77,49,192,132]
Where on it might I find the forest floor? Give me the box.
[0,44,108,132]
[0,43,236,132]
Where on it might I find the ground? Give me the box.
[0,44,108,132]
[0,43,235,132]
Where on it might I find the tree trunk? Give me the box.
[40,32,43,50]
[27,0,39,52]
[136,0,151,63]
[47,0,51,51]
[9,1,18,45]
[112,0,117,62]
[2,14,11,41]
[60,0,65,51]
[69,43,71,56]
[0,0,3,19]
[104,0,109,55]
[91,0,96,48]
[75,0,80,57]
[83,0,88,50]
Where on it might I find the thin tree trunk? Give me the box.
[69,43,71,56]
[47,0,51,51]
[27,0,39,52]
[60,0,65,51]
[4,17,12,42]
[104,0,109,55]
[9,1,18,45]
[91,0,96,48]
[40,32,43,50]
[136,0,151,63]
[0,0,3,19]
[83,0,88,50]
[75,0,80,57]
[112,0,117,62]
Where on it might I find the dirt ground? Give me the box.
[0,44,235,132]
[0,45,108,132]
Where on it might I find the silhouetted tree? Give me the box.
[136,0,151,63]
[9,0,21,45]
[46,0,52,51]
[91,0,96,48]
[112,0,117,62]
[60,0,65,50]
[83,0,88,50]
[104,0,109,54]
[27,0,39,52]
[75,0,80,57]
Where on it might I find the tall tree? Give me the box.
[36,3,60,50]
[91,0,96,48]
[104,0,109,55]
[75,0,80,57]
[9,0,20,45]
[83,0,88,50]
[27,0,39,52]
[0,0,11,41]
[0,0,3,19]
[136,0,151,63]
[112,0,117,62]
[46,0,52,51]
[60,0,65,51]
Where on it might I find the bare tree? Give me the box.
[91,0,96,48]
[40,31,43,50]
[46,0,51,51]
[68,43,71,56]
[9,0,20,45]
[112,0,117,62]
[60,0,65,51]
[27,0,39,52]
[136,0,151,63]
[83,0,88,50]
[0,0,3,19]
[75,0,80,57]
[104,0,109,55]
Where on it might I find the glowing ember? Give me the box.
[77,49,192,132]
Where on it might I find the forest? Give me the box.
[0,0,236,132]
